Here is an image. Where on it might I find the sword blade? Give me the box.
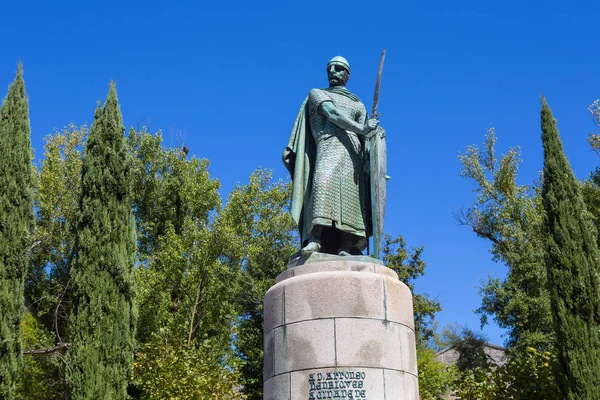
[371,49,386,118]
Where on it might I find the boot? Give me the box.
[338,232,363,256]
[301,226,322,256]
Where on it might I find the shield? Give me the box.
[368,127,387,259]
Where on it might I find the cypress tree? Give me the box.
[0,64,34,399]
[541,97,600,399]
[67,82,136,399]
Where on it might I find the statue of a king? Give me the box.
[283,56,380,257]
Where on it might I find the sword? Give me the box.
[371,50,386,119]
[370,50,391,180]
[367,50,387,257]
[364,50,385,257]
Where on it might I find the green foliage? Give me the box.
[217,170,297,400]
[417,345,458,400]
[128,128,221,261]
[128,128,244,398]
[132,160,296,400]
[16,313,64,399]
[0,64,34,399]
[583,99,600,236]
[540,97,600,399]
[454,369,491,400]
[587,99,600,156]
[457,127,553,351]
[129,128,231,346]
[382,235,442,344]
[29,124,86,336]
[14,124,86,398]
[381,235,452,397]
[23,123,296,398]
[442,326,490,373]
[133,333,245,400]
[497,348,558,399]
[442,322,557,398]
[67,83,137,399]
[454,347,558,400]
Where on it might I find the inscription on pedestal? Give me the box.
[308,371,367,399]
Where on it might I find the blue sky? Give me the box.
[2,0,600,345]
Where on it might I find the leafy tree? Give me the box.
[446,325,558,399]
[128,128,244,399]
[382,235,452,398]
[27,124,86,333]
[586,99,600,155]
[454,347,558,400]
[17,125,87,398]
[496,348,558,399]
[127,128,220,261]
[217,170,297,400]
[67,83,137,399]
[457,128,553,352]
[454,369,493,400]
[382,235,442,345]
[540,97,600,399]
[129,128,228,344]
[0,64,35,399]
[16,313,64,399]
[134,334,245,400]
[582,99,600,235]
[417,345,458,400]
[442,326,490,373]
[440,326,495,400]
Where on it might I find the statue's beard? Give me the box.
[328,72,349,87]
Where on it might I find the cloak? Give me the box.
[282,97,314,246]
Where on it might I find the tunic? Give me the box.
[306,88,368,238]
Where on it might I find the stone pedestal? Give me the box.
[263,259,419,400]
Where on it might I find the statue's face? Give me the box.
[327,64,349,87]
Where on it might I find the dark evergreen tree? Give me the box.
[444,327,489,373]
[0,64,34,399]
[541,97,600,399]
[67,83,137,399]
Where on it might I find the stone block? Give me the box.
[291,367,385,400]
[284,271,385,324]
[287,252,384,269]
[384,276,415,329]
[375,264,399,280]
[277,260,378,283]
[335,318,403,370]
[276,268,294,283]
[264,281,285,332]
[264,329,275,380]
[399,325,418,375]
[274,319,336,374]
[384,369,419,400]
[264,373,290,400]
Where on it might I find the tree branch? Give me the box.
[455,208,506,248]
[471,225,503,247]
[23,342,69,355]
[54,278,71,344]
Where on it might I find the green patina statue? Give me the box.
[283,55,387,259]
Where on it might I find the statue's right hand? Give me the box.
[363,118,379,135]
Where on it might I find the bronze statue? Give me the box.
[283,55,387,258]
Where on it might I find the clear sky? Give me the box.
[2,0,600,346]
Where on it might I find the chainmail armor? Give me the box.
[306,88,367,237]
